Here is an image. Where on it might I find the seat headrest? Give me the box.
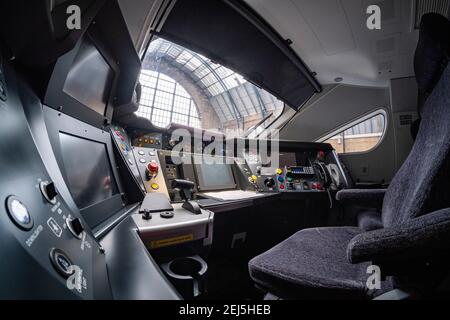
[414,13,450,112]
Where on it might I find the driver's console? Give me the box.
[112,125,349,200]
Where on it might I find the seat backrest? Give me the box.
[411,13,450,140]
[415,13,450,112]
[382,62,450,227]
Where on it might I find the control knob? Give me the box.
[264,178,276,189]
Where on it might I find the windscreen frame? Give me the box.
[44,107,125,229]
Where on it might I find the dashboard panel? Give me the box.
[110,124,348,200]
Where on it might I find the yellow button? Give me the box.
[248,175,258,184]
[276,168,283,175]
[151,183,159,190]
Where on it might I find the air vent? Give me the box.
[414,0,450,29]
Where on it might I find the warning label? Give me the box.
[150,234,194,249]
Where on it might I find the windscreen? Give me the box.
[63,37,114,116]
[137,37,285,138]
[59,132,118,210]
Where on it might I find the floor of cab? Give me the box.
[200,255,263,300]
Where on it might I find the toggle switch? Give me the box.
[40,181,58,204]
[66,217,85,239]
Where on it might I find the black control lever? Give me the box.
[171,179,201,215]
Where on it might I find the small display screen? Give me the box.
[279,152,297,167]
[59,133,118,210]
[279,152,311,167]
[293,167,304,173]
[63,37,114,116]
[195,158,236,191]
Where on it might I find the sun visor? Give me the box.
[156,0,321,110]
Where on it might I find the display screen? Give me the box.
[59,133,118,210]
[279,152,297,167]
[195,158,236,191]
[279,152,311,167]
[63,37,114,116]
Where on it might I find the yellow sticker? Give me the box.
[150,234,194,249]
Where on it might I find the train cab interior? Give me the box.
[0,0,450,300]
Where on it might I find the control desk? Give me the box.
[111,124,348,200]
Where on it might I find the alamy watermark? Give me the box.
[367,5,381,30]
[168,128,280,168]
[366,265,382,290]
[66,5,81,30]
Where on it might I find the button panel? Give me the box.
[133,147,169,197]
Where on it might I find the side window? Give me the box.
[323,112,386,154]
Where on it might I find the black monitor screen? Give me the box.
[63,37,114,116]
[195,158,236,191]
[59,132,119,210]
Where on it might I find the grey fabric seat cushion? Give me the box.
[357,210,383,231]
[249,227,376,299]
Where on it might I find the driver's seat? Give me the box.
[248,62,450,299]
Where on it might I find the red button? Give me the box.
[147,161,159,174]
[311,183,317,190]
[279,185,285,190]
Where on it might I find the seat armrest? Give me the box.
[347,208,450,264]
[336,189,386,207]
